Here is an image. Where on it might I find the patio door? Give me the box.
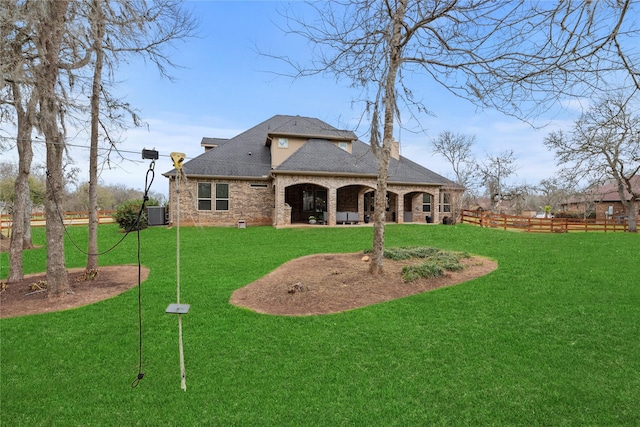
[364,191,375,216]
[303,188,327,220]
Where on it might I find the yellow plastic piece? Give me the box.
[171,152,186,170]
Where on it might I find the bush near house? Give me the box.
[554,211,592,219]
[112,198,159,231]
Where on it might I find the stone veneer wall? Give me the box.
[167,173,461,227]
[167,177,274,226]
[336,185,360,211]
[272,174,457,227]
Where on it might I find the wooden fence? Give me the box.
[1,210,115,236]
[461,210,628,233]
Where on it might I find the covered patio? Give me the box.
[273,174,449,227]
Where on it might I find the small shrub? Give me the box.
[402,262,444,282]
[554,211,582,219]
[430,251,469,271]
[113,199,149,231]
[374,246,470,282]
[383,246,440,260]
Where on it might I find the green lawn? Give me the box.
[1,224,639,426]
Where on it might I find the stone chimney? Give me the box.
[391,141,400,160]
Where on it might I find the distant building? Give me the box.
[561,176,640,222]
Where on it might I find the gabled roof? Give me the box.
[267,116,357,141]
[275,139,377,175]
[164,114,459,187]
[166,115,290,178]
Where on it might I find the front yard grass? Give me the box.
[1,223,639,425]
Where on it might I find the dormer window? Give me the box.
[278,138,288,148]
[338,142,348,151]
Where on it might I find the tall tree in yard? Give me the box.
[1,1,38,283]
[283,0,639,273]
[544,95,640,232]
[82,0,196,272]
[85,0,106,272]
[34,0,72,295]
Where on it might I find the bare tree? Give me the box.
[536,178,574,215]
[84,0,106,272]
[280,0,640,273]
[478,150,525,213]
[431,131,479,218]
[32,0,73,295]
[544,95,640,232]
[1,1,38,282]
[2,0,196,286]
[81,0,196,271]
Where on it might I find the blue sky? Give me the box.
[8,1,583,197]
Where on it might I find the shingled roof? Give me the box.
[164,114,458,187]
[267,115,357,141]
[594,176,640,202]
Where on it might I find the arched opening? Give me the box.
[285,183,328,223]
[362,190,399,223]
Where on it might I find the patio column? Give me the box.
[272,176,288,227]
[327,187,337,226]
[397,191,404,224]
[432,188,440,224]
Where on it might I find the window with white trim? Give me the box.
[197,182,212,211]
[422,194,432,212]
[439,192,451,213]
[215,183,229,211]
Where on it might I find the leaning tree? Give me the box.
[281,0,640,273]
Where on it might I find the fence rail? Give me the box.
[1,210,115,234]
[461,210,628,233]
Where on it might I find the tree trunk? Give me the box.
[617,178,638,233]
[45,136,69,296]
[368,0,406,275]
[23,196,33,250]
[86,0,106,271]
[369,159,390,274]
[37,0,71,296]
[624,200,638,233]
[7,84,34,283]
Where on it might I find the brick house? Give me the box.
[163,115,462,228]
[561,176,640,222]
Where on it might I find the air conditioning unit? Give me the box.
[148,206,166,226]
